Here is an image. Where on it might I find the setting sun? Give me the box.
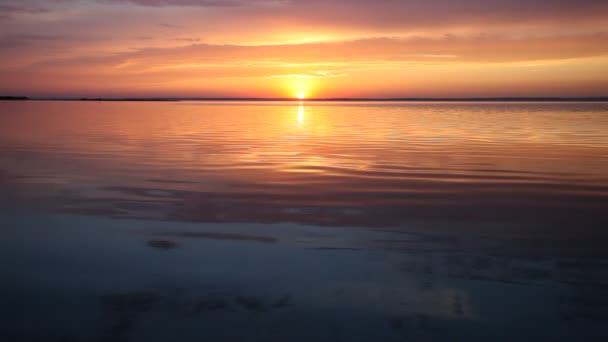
[297,92,306,100]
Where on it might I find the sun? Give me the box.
[283,77,314,99]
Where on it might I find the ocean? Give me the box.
[1,100,608,341]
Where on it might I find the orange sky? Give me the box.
[1,0,607,98]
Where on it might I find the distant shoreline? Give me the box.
[2,96,608,102]
[0,96,30,100]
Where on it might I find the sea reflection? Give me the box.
[1,101,607,238]
[297,102,304,126]
[1,101,608,341]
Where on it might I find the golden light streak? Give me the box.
[297,104,304,125]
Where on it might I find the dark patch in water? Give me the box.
[272,294,293,309]
[312,247,361,251]
[193,297,231,314]
[146,239,178,251]
[154,231,277,244]
[235,296,266,312]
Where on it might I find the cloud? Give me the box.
[174,37,200,42]
[4,32,603,93]
[98,0,608,30]
[268,70,346,79]
[0,34,63,48]
[34,33,608,69]
[1,0,607,96]
[159,23,181,28]
[104,0,282,7]
[0,4,49,20]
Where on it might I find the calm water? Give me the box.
[1,101,608,341]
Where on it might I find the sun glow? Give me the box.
[283,77,315,100]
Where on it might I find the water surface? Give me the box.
[1,101,608,341]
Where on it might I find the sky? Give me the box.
[0,0,607,98]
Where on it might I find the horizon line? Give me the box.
[2,96,608,102]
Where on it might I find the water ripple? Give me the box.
[1,101,607,228]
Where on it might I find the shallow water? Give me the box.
[1,101,608,341]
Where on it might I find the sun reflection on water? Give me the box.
[297,103,304,125]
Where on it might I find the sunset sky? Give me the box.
[1,0,607,98]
